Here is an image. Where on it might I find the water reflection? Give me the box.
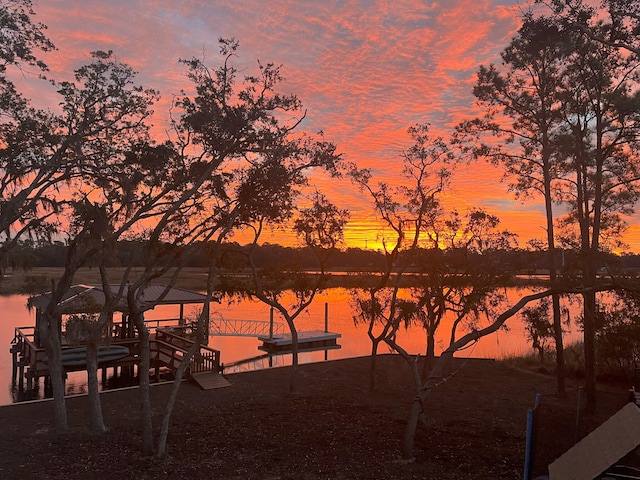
[1,288,582,405]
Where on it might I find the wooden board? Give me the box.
[549,402,640,479]
[192,372,231,390]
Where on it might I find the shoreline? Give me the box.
[1,354,496,408]
[0,266,555,296]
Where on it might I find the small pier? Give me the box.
[258,330,341,352]
[11,325,222,398]
[254,303,341,353]
[9,286,344,400]
[10,284,225,401]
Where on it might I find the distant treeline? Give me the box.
[6,241,640,276]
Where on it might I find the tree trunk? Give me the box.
[403,399,423,461]
[86,340,106,434]
[542,127,565,396]
[583,289,597,413]
[289,324,299,394]
[422,329,436,378]
[41,315,68,434]
[369,338,380,391]
[46,345,68,433]
[136,319,154,455]
[156,340,199,458]
[551,293,566,395]
[402,351,454,460]
[156,375,179,459]
[48,361,68,433]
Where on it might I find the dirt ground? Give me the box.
[0,355,630,479]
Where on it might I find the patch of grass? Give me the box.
[22,274,52,294]
[501,350,548,372]
[499,341,586,378]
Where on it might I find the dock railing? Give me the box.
[144,317,187,331]
[190,346,219,374]
[209,317,285,337]
[153,327,220,375]
[12,324,213,377]
[11,326,47,386]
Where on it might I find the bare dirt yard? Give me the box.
[0,355,630,479]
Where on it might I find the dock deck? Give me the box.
[258,330,341,352]
[10,325,221,397]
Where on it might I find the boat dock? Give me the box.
[10,325,221,397]
[9,287,343,400]
[258,330,341,352]
[8,284,227,400]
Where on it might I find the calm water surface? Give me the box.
[0,288,581,405]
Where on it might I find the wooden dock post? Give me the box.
[324,302,329,360]
[18,360,24,391]
[10,343,19,385]
[269,307,274,340]
[25,370,34,392]
[324,302,329,333]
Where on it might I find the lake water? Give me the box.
[0,287,582,405]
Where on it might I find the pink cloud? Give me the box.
[20,0,638,250]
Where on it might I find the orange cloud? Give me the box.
[20,0,640,252]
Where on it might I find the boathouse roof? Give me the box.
[27,284,211,314]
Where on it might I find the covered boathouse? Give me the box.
[10,284,223,399]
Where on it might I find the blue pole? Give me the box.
[524,393,542,480]
[524,410,534,480]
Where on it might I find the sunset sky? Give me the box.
[15,0,640,252]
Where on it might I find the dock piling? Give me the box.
[269,307,274,340]
[10,344,18,385]
[324,302,329,333]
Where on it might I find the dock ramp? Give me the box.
[192,372,231,390]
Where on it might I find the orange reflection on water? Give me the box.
[1,287,583,405]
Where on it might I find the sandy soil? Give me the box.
[0,355,630,479]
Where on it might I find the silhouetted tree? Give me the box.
[350,124,532,460]
[552,12,640,412]
[349,124,452,390]
[239,192,347,393]
[462,2,640,413]
[123,38,345,456]
[544,0,640,58]
[0,0,58,280]
[402,288,552,460]
[36,51,159,434]
[456,14,571,394]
